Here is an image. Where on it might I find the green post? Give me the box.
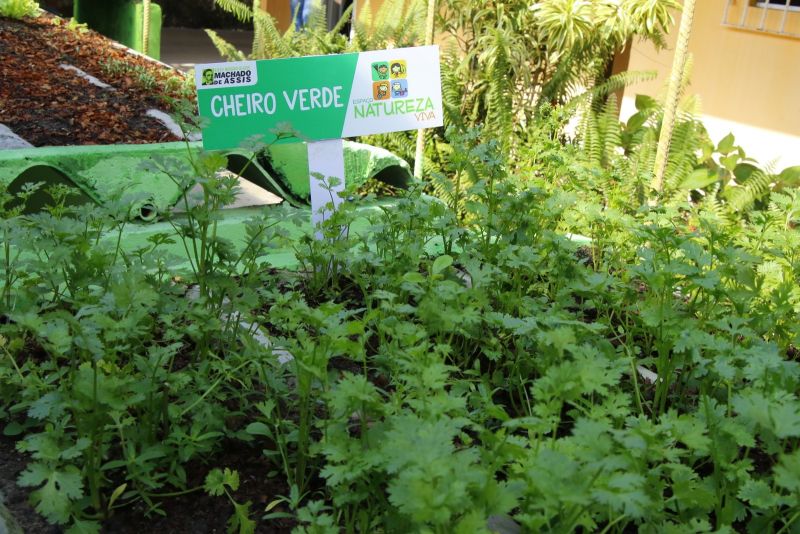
[73,0,162,59]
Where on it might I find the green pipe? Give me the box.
[0,140,414,216]
[74,0,162,59]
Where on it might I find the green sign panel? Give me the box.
[195,46,443,150]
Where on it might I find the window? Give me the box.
[758,0,800,8]
[723,0,800,37]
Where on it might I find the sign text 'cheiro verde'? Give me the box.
[195,46,443,150]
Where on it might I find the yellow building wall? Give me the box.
[624,0,800,137]
[260,0,292,32]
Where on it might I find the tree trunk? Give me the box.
[652,0,696,196]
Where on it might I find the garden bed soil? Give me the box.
[0,435,57,534]
[101,439,295,534]
[0,434,294,533]
[0,12,193,147]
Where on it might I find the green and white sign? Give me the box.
[195,45,443,150]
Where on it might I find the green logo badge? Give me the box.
[371,61,389,81]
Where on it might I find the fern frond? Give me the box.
[539,52,579,106]
[374,0,404,28]
[393,0,426,46]
[569,69,658,112]
[440,53,466,130]
[578,94,622,169]
[580,106,601,167]
[251,0,266,57]
[726,168,773,214]
[630,127,658,192]
[678,94,703,116]
[481,29,515,151]
[213,0,253,23]
[662,120,702,195]
[356,0,374,29]
[305,0,329,33]
[696,184,727,221]
[601,94,621,168]
[329,3,354,36]
[205,29,246,61]
[252,7,295,58]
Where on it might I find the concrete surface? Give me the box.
[174,174,282,211]
[160,28,253,71]
[60,63,114,90]
[0,125,33,150]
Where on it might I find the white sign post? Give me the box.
[195,46,443,235]
[308,138,346,237]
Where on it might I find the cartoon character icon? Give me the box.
[371,61,390,81]
[373,81,390,100]
[391,79,408,98]
[389,60,407,79]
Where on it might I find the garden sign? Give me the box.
[195,45,443,230]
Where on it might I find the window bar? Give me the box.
[740,0,751,25]
[723,0,800,38]
[758,1,770,29]
[780,0,792,32]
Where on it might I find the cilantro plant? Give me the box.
[1,119,800,533]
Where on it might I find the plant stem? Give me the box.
[142,0,151,56]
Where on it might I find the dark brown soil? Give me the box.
[0,435,59,534]
[1,434,295,533]
[0,12,194,147]
[103,440,295,534]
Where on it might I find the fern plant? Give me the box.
[711,139,800,217]
[0,0,39,19]
[208,0,426,61]
[580,88,800,220]
[438,0,680,156]
[214,0,253,23]
[580,94,622,170]
[204,0,689,199]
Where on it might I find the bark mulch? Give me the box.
[0,12,195,147]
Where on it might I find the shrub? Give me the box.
[0,0,39,19]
